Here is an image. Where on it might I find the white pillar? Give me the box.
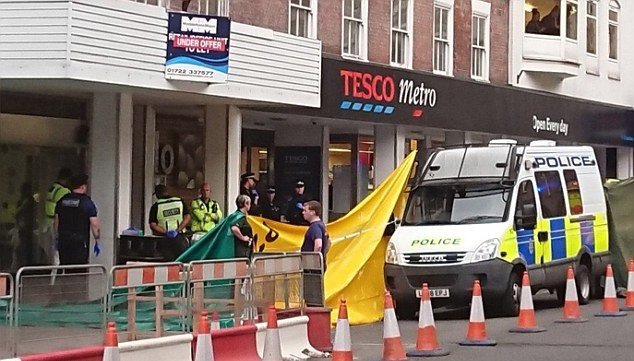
[227,106,242,209]
[321,125,330,223]
[90,92,132,269]
[374,125,395,185]
[144,106,156,236]
[617,147,633,179]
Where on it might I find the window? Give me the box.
[342,0,367,59]
[514,180,537,229]
[586,0,597,54]
[609,1,619,60]
[433,3,453,74]
[524,1,560,36]
[566,1,578,40]
[289,0,316,38]
[391,0,412,67]
[563,170,583,215]
[471,14,488,80]
[535,171,566,218]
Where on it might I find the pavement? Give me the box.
[345,292,634,361]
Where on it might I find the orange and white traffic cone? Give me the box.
[382,291,407,361]
[332,299,353,361]
[210,310,221,330]
[194,311,214,361]
[509,272,545,333]
[262,306,283,361]
[556,266,588,323]
[102,321,120,361]
[620,260,634,311]
[407,283,449,357]
[596,264,627,317]
[459,280,496,346]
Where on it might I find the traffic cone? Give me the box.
[382,291,407,361]
[194,311,214,361]
[332,299,353,361]
[459,280,496,346]
[620,260,634,311]
[555,266,588,323]
[262,306,283,361]
[596,264,627,317]
[210,310,220,330]
[407,283,449,357]
[509,272,545,333]
[102,321,120,361]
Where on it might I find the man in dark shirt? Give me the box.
[287,180,309,225]
[261,186,282,221]
[240,172,261,216]
[301,200,330,269]
[54,174,100,267]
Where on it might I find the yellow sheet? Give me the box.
[248,151,416,325]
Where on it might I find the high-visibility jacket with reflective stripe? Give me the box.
[191,197,222,232]
[45,182,70,218]
[156,197,184,231]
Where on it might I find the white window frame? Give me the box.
[565,0,579,41]
[288,0,318,39]
[390,0,414,68]
[341,0,369,60]
[471,0,490,82]
[608,1,619,61]
[433,0,454,76]
[586,0,598,55]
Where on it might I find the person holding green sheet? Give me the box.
[231,194,253,259]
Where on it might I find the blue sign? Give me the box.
[166,12,230,83]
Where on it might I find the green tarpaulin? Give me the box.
[606,179,634,288]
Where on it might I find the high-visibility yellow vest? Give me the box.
[191,198,222,232]
[156,197,184,231]
[45,182,70,219]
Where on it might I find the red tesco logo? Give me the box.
[340,70,395,102]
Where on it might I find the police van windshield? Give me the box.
[404,182,511,226]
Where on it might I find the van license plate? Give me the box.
[416,288,450,298]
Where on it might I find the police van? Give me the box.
[385,139,610,318]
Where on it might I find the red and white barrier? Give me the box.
[210,325,261,361]
[255,315,326,360]
[191,261,248,280]
[5,346,104,361]
[119,334,194,361]
[113,263,182,288]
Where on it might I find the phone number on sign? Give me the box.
[166,68,215,77]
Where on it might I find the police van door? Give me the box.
[513,178,546,286]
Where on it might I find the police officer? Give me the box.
[261,186,282,221]
[286,180,309,225]
[45,168,71,263]
[240,172,260,215]
[54,174,100,268]
[149,184,191,236]
[190,182,222,234]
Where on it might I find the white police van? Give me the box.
[385,139,610,318]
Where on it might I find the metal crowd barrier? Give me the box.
[0,273,14,358]
[109,262,186,341]
[188,258,251,331]
[300,252,326,307]
[250,254,304,322]
[13,265,108,356]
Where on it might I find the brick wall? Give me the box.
[454,0,473,79]
[413,0,433,71]
[318,0,342,55]
[229,0,288,33]
[489,0,509,84]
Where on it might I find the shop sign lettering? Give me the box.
[532,115,569,136]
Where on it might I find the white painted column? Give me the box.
[205,105,228,210]
[144,106,156,236]
[617,147,633,179]
[321,125,330,223]
[374,124,397,185]
[117,93,133,237]
[226,106,242,210]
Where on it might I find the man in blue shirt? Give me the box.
[54,174,100,268]
[301,200,330,269]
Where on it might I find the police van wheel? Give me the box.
[575,264,591,305]
[500,271,522,317]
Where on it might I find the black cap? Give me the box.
[240,172,257,181]
[267,186,276,193]
[295,180,305,187]
[153,184,167,196]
